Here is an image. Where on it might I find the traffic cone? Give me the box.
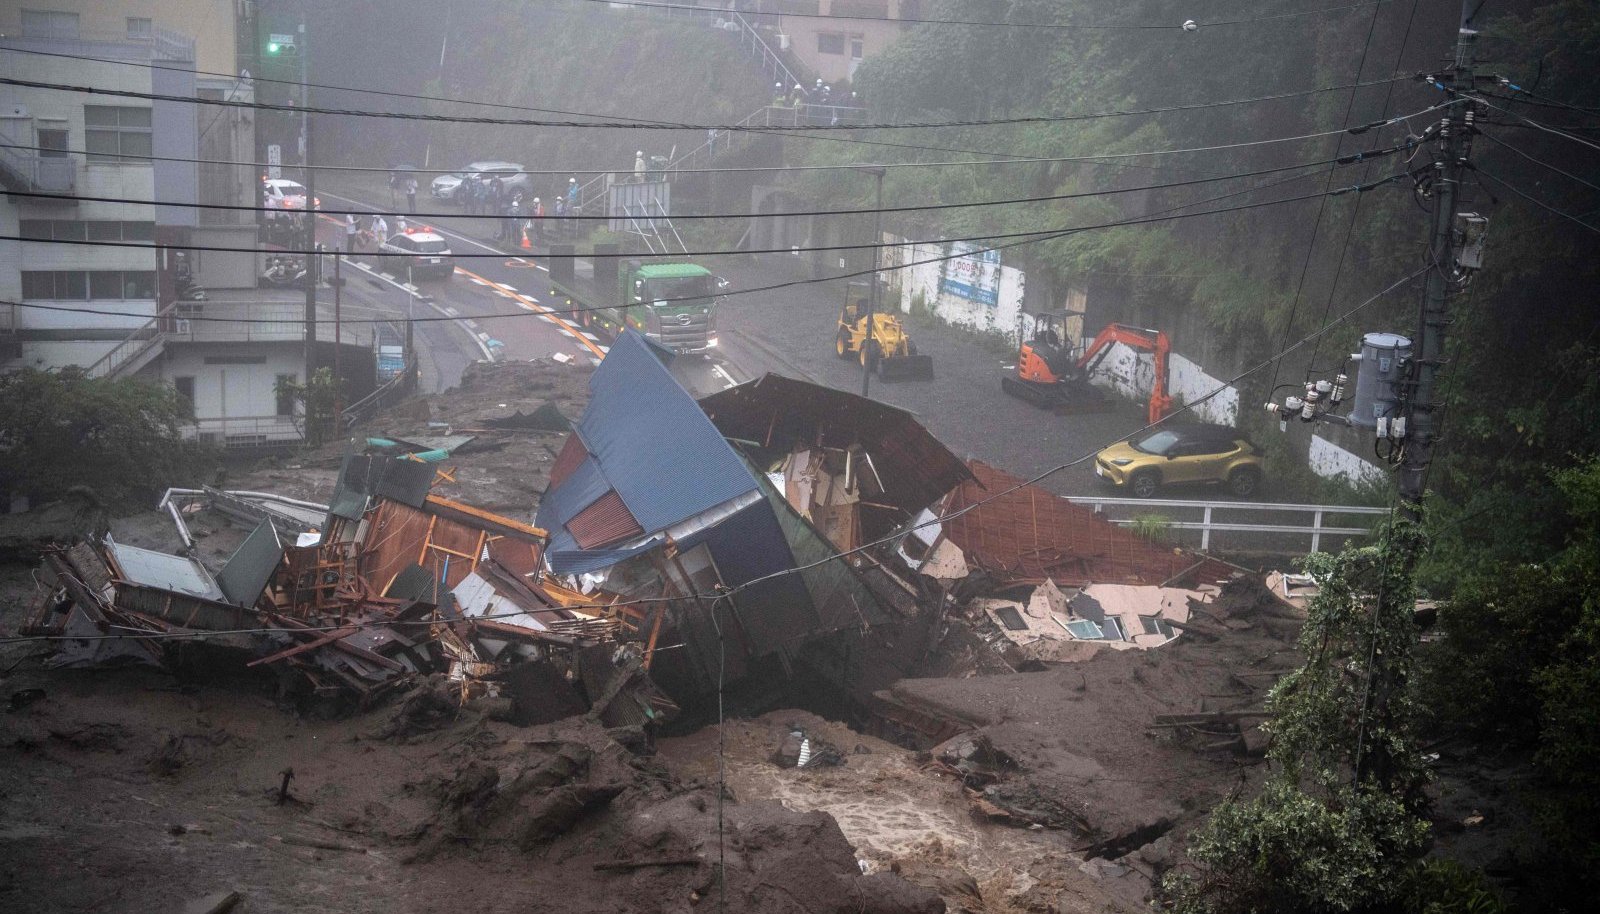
[520,226,532,250]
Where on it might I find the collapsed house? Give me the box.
[534,334,971,709]
[26,460,673,728]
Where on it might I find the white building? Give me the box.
[0,4,397,448]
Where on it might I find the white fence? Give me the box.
[1064,495,1390,553]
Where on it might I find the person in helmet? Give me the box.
[634,150,646,183]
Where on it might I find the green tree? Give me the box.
[1164,523,1431,913]
[0,368,214,508]
[274,367,343,448]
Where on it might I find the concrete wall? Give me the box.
[882,236,1025,338]
[143,339,300,424]
[1309,432,1386,487]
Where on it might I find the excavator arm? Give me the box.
[1076,323,1174,424]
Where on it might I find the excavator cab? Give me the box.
[1018,311,1077,384]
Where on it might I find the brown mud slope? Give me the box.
[0,666,940,914]
[231,358,593,514]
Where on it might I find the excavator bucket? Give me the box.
[877,353,935,381]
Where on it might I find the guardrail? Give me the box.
[82,305,170,379]
[1063,496,1390,553]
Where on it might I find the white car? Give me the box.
[377,229,455,280]
[262,178,320,216]
[430,161,529,202]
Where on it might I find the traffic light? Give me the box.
[265,33,297,56]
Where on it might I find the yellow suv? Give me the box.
[1094,424,1264,498]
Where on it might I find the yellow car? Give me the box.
[1094,424,1264,498]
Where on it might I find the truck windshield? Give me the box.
[644,275,711,303]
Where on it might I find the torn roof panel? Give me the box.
[567,490,645,550]
[104,536,224,601]
[548,433,588,488]
[563,331,757,533]
[941,460,1237,588]
[216,520,283,607]
[698,373,974,514]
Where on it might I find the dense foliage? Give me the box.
[0,368,213,508]
[1163,524,1432,913]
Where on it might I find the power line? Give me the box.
[2,147,1398,222]
[0,171,1410,265]
[1478,130,1600,194]
[1472,168,1600,234]
[0,44,1414,138]
[0,171,1409,325]
[1268,0,1392,396]
[1474,97,1600,154]
[0,72,1448,137]
[574,0,1389,30]
[0,263,1426,649]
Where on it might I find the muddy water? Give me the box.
[658,710,1135,914]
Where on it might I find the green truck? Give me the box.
[546,245,723,355]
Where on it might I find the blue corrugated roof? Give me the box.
[552,331,757,535]
[537,455,611,530]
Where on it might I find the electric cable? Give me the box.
[573,0,1389,30]
[1266,0,1391,397]
[1478,130,1600,194]
[1474,98,1600,154]
[2,146,1398,221]
[0,73,1455,137]
[0,263,1428,649]
[1303,0,1425,384]
[1471,168,1600,234]
[0,44,1415,139]
[0,172,1413,326]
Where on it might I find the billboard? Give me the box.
[939,243,1001,307]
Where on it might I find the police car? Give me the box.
[262,178,320,217]
[377,227,455,280]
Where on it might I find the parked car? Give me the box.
[377,228,455,280]
[430,161,529,202]
[261,178,320,216]
[1094,424,1264,498]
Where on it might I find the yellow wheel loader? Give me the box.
[834,281,934,381]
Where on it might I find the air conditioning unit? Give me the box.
[777,33,791,50]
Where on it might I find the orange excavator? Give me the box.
[1001,314,1174,423]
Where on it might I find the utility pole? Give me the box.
[1397,8,1478,520]
[860,165,885,399]
[299,15,317,389]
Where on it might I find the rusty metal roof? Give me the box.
[699,373,974,514]
[941,460,1237,588]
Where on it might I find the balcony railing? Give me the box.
[0,129,76,196]
[1,25,195,61]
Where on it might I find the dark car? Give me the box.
[377,230,455,280]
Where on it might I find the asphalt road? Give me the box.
[315,188,1247,501]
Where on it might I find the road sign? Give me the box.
[267,144,281,179]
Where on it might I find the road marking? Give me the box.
[453,265,606,360]
[499,284,517,292]
[468,277,488,286]
[379,272,396,281]
[336,254,495,362]
[580,331,600,342]
[711,364,738,390]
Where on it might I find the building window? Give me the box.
[275,375,298,416]
[19,270,154,300]
[37,125,68,157]
[20,220,154,242]
[173,376,195,412]
[20,10,80,38]
[127,17,153,37]
[1140,615,1175,638]
[817,32,846,55]
[84,106,153,163]
[850,36,865,59]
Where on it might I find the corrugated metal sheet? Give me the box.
[566,490,645,549]
[216,520,283,607]
[571,331,757,532]
[548,434,588,488]
[941,460,1238,588]
[538,456,610,529]
[699,373,974,514]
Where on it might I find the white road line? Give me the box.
[379,272,396,281]
[711,364,738,389]
[468,277,488,286]
[580,331,600,342]
[500,285,517,292]
[337,255,494,362]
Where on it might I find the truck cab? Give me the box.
[621,261,721,354]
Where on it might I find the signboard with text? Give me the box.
[939,243,1001,307]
